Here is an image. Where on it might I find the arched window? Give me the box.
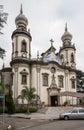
[20,69,28,85]
[71,80,75,89]
[12,42,14,53]
[21,40,27,52]
[71,76,75,89]
[22,75,27,84]
[60,54,64,63]
[58,75,64,88]
[42,73,49,86]
[71,53,74,63]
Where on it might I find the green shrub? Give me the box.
[29,107,37,113]
[64,101,68,106]
[0,108,3,114]
[0,107,8,114]
[15,107,37,113]
[15,107,27,113]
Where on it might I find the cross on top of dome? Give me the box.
[50,38,54,47]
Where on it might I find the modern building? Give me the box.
[0,6,79,106]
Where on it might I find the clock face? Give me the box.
[22,53,27,58]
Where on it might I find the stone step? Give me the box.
[38,106,74,115]
[37,107,48,114]
[46,107,73,115]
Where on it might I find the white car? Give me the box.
[59,107,84,120]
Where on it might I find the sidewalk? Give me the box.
[9,113,59,120]
[8,106,73,120]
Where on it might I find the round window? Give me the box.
[51,67,56,73]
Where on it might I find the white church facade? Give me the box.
[0,6,77,106]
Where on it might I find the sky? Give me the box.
[0,0,84,71]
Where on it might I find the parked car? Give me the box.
[59,107,84,120]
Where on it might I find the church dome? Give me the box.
[61,24,72,42]
[15,5,28,29]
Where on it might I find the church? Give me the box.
[0,6,77,106]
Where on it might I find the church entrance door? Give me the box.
[50,96,58,106]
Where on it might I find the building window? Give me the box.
[71,80,75,89]
[71,53,74,63]
[21,40,27,52]
[42,73,48,86]
[21,75,27,85]
[60,54,64,64]
[12,42,14,54]
[58,75,64,88]
[51,67,56,74]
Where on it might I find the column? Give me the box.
[65,70,68,102]
[36,65,40,96]
[14,66,18,99]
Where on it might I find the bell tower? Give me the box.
[11,4,32,60]
[10,5,32,100]
[59,24,76,69]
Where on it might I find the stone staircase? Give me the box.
[38,106,74,116]
[37,107,48,114]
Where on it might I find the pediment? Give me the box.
[20,69,28,75]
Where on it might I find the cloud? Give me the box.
[56,0,81,20]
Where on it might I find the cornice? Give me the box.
[10,58,76,73]
[11,29,32,41]
[1,67,12,72]
[59,45,76,53]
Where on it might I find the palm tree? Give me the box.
[18,86,38,113]
[17,89,26,107]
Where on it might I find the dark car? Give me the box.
[59,107,84,120]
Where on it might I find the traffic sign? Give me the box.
[0,94,5,98]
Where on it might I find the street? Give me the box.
[26,120,84,130]
[0,116,84,130]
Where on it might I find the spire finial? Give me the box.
[50,38,54,47]
[20,4,23,14]
[37,50,39,60]
[65,23,68,32]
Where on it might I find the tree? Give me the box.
[0,5,8,34]
[77,70,84,92]
[0,85,4,94]
[0,85,4,107]
[5,86,15,114]
[17,89,26,108]
[0,47,5,59]
[0,5,7,59]
[18,86,39,113]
